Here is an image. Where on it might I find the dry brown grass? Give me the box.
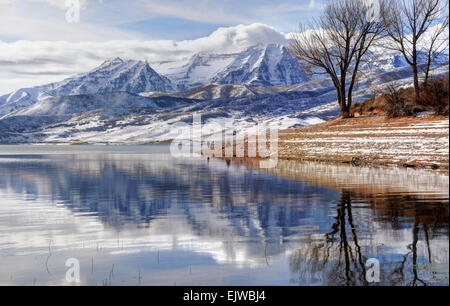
[419,75,450,115]
[351,75,449,117]
[277,114,449,168]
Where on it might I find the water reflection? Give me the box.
[289,190,448,286]
[0,147,448,286]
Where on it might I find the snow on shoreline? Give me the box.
[279,117,449,167]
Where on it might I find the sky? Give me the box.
[0,0,322,41]
[0,0,323,94]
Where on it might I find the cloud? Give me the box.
[0,0,253,42]
[30,0,88,9]
[256,2,316,15]
[0,1,320,94]
[135,0,251,25]
[0,1,320,42]
[0,1,145,42]
[0,23,290,94]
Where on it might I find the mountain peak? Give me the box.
[101,57,125,66]
[84,57,173,94]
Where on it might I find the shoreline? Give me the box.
[226,158,449,198]
[277,114,449,170]
[276,156,449,170]
[1,115,448,171]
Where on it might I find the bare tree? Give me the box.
[289,0,384,118]
[381,0,449,103]
[422,4,449,86]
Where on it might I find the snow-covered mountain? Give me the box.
[0,42,431,119]
[2,63,448,144]
[0,43,316,117]
[0,58,174,116]
[0,91,196,137]
[0,34,448,144]
[151,44,310,90]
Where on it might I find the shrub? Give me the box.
[419,76,449,116]
[350,76,449,117]
[383,83,416,118]
[385,101,416,118]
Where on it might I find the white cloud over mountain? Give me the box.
[0,23,290,94]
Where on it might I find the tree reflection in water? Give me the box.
[290,189,448,286]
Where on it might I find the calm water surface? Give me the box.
[0,145,448,286]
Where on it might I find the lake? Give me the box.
[0,145,448,286]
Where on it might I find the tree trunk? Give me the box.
[424,56,431,88]
[412,37,420,105]
[412,65,420,105]
[347,93,353,117]
[340,73,349,118]
[340,103,351,118]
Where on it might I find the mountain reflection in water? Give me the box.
[0,146,448,286]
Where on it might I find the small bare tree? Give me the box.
[289,0,384,118]
[381,0,449,103]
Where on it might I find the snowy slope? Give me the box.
[51,58,174,95]
[2,91,195,121]
[211,44,310,86]
[139,84,288,100]
[6,92,160,117]
[151,44,310,90]
[153,53,238,90]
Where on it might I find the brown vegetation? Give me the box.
[217,114,449,169]
[277,115,449,168]
[351,75,450,117]
[419,75,450,116]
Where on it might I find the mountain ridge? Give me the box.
[0,58,174,117]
